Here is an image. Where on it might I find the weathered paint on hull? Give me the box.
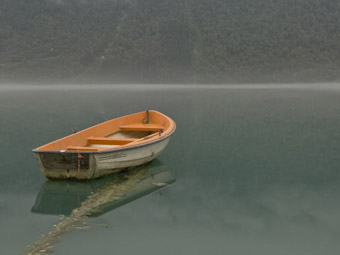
[34,137,171,180]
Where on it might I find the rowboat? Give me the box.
[33,110,176,180]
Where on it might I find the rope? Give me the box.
[77,150,84,174]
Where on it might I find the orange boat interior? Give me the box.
[34,111,175,152]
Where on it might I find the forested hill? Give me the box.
[1,0,340,84]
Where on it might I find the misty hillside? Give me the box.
[1,0,340,83]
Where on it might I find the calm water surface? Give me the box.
[1,84,340,255]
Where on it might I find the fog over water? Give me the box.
[1,83,340,255]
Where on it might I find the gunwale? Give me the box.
[33,110,176,154]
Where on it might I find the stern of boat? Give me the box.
[34,151,96,180]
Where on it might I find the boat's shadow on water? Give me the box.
[23,159,175,255]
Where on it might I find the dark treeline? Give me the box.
[1,0,340,83]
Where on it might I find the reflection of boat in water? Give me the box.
[32,159,175,217]
[23,160,175,255]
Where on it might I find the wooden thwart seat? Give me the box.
[119,123,164,132]
[66,126,163,151]
[66,146,101,152]
[87,137,136,145]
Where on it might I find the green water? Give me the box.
[1,84,340,255]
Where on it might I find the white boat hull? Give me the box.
[34,137,171,180]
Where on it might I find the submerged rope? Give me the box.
[21,169,146,255]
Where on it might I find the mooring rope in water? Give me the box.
[21,169,146,255]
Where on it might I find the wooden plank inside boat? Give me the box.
[119,123,164,132]
[66,146,101,151]
[87,137,136,145]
